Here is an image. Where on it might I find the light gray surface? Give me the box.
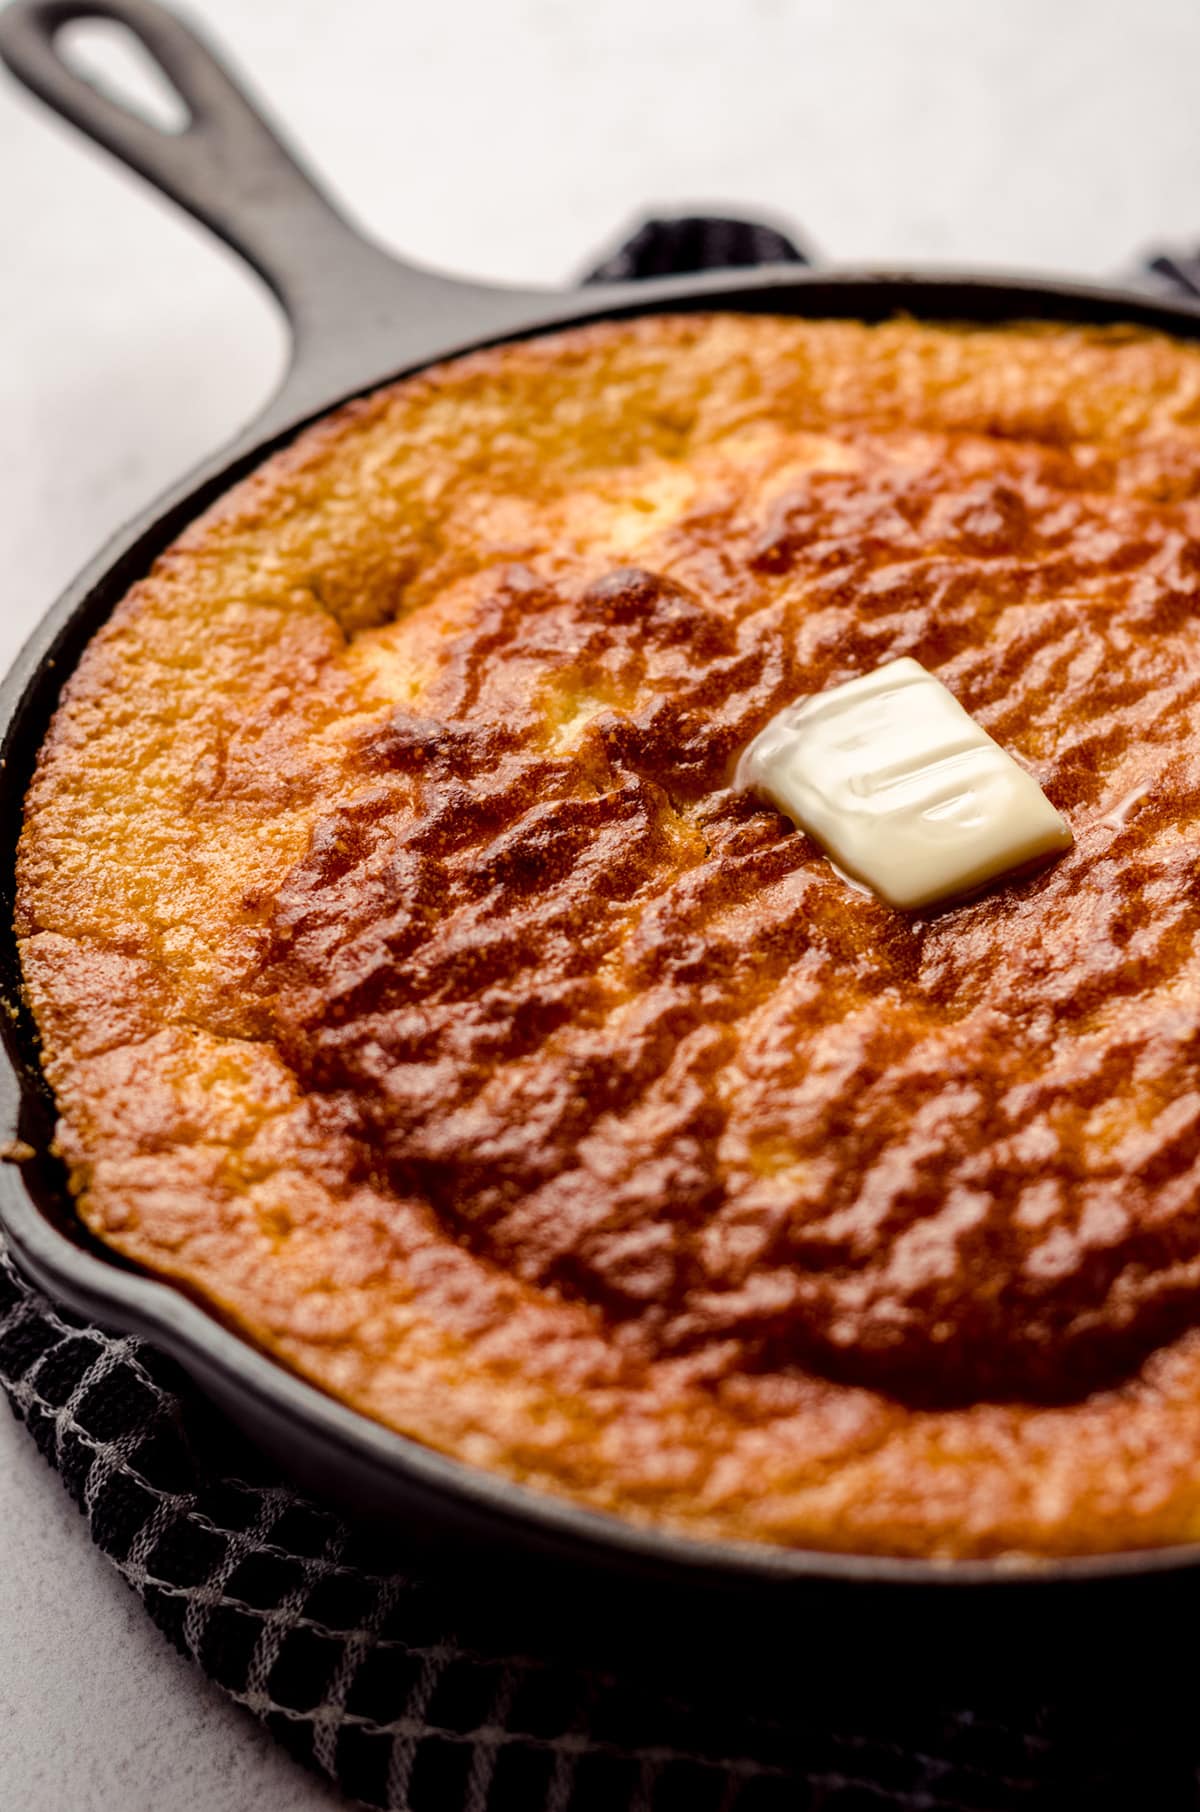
[4,0,1200,1805]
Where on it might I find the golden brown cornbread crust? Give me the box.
[21,312,1200,1559]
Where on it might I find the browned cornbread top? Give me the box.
[20,313,1200,1558]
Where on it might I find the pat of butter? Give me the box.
[735,657,1072,909]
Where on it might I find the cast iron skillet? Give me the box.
[7,0,1200,1667]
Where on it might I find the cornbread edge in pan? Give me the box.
[19,311,1200,1559]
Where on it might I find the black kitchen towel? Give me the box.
[3,220,1199,1812]
[582,212,810,280]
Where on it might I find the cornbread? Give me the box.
[19,311,1200,1558]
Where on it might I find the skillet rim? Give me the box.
[9,262,1200,1592]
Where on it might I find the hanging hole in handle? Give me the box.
[58,16,190,134]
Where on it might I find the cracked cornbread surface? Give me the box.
[20,311,1200,1557]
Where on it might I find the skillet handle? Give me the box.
[0,0,548,428]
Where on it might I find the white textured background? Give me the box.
[4,0,1200,1803]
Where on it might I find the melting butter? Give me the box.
[735,657,1073,910]
[1102,784,1151,829]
